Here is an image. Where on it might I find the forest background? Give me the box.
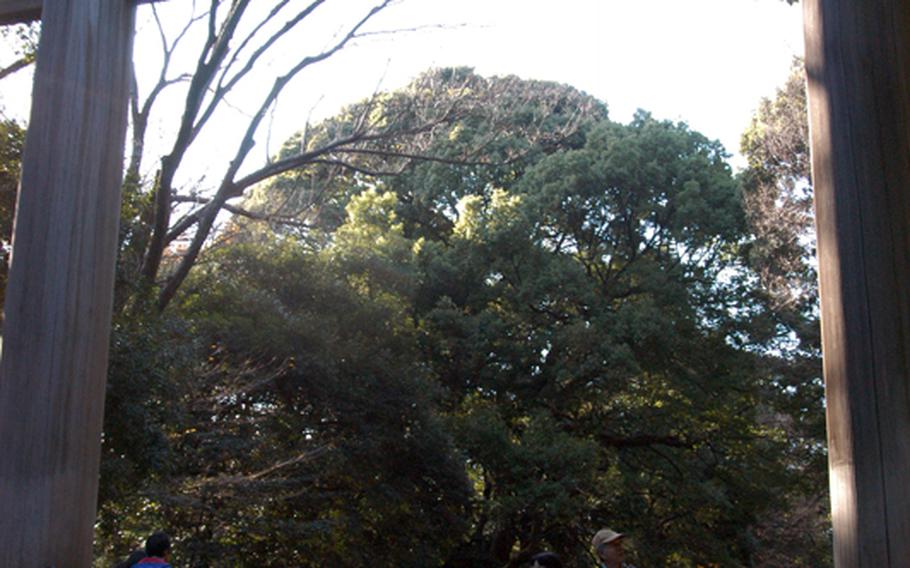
[0,1,825,566]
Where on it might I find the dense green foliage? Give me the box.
[738,60,830,567]
[44,67,826,567]
[97,239,474,567]
[0,118,24,314]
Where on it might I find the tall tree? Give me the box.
[94,65,831,566]
[97,236,473,568]
[120,4,584,312]
[98,64,602,565]
[310,110,814,566]
[740,59,815,313]
[236,67,606,244]
[127,0,403,310]
[739,59,830,566]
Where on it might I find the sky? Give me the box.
[0,0,805,185]
[359,0,805,167]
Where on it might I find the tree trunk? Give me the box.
[0,1,135,566]
[803,0,910,565]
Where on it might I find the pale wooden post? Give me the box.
[0,1,136,566]
[803,0,910,565]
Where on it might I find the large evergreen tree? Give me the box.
[90,67,828,567]
[739,60,830,567]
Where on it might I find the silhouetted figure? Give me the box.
[529,550,563,568]
[114,548,146,568]
[133,532,173,568]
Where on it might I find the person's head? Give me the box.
[529,551,563,568]
[592,528,625,566]
[145,532,171,559]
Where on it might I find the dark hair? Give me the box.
[530,551,563,568]
[145,532,171,558]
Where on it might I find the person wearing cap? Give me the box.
[591,528,635,568]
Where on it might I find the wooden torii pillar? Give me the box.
[0,1,137,566]
[803,0,910,565]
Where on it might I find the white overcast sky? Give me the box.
[1,0,804,182]
[360,0,805,165]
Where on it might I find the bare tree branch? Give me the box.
[172,194,316,229]
[165,204,210,245]
[193,1,325,140]
[189,446,330,489]
[338,147,506,167]
[156,0,395,310]
[133,2,592,314]
[141,0,252,286]
[308,158,406,178]
[0,56,32,81]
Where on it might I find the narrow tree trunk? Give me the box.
[803,1,910,565]
[0,2,135,566]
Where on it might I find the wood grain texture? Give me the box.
[0,2,136,567]
[803,0,910,565]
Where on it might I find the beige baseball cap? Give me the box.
[592,528,625,549]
